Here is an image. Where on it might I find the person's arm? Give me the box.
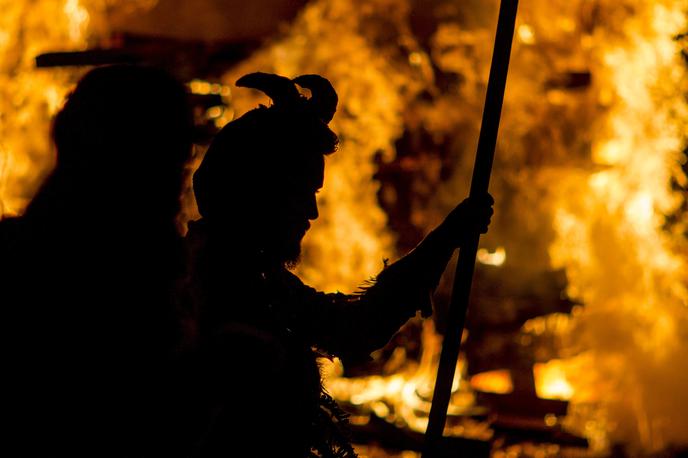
[286,194,494,362]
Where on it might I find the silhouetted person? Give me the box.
[1,65,193,456]
[185,72,493,457]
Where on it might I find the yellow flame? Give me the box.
[64,0,89,42]
[533,361,574,401]
[548,0,688,452]
[517,24,536,45]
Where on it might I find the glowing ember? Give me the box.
[469,369,514,395]
[533,361,573,401]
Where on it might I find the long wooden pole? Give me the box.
[422,1,519,456]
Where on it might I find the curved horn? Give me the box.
[236,72,301,106]
[292,74,338,123]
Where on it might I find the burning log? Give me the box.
[35,49,137,67]
[34,33,257,77]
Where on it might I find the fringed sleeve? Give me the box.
[280,227,456,363]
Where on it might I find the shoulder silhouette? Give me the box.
[2,64,194,456]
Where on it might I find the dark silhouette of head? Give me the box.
[3,66,195,454]
[35,64,193,231]
[194,72,338,265]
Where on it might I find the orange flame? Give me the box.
[546,1,688,452]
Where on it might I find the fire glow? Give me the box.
[2,0,687,455]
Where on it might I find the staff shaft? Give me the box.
[422,1,519,456]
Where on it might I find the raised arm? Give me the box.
[283,194,494,362]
